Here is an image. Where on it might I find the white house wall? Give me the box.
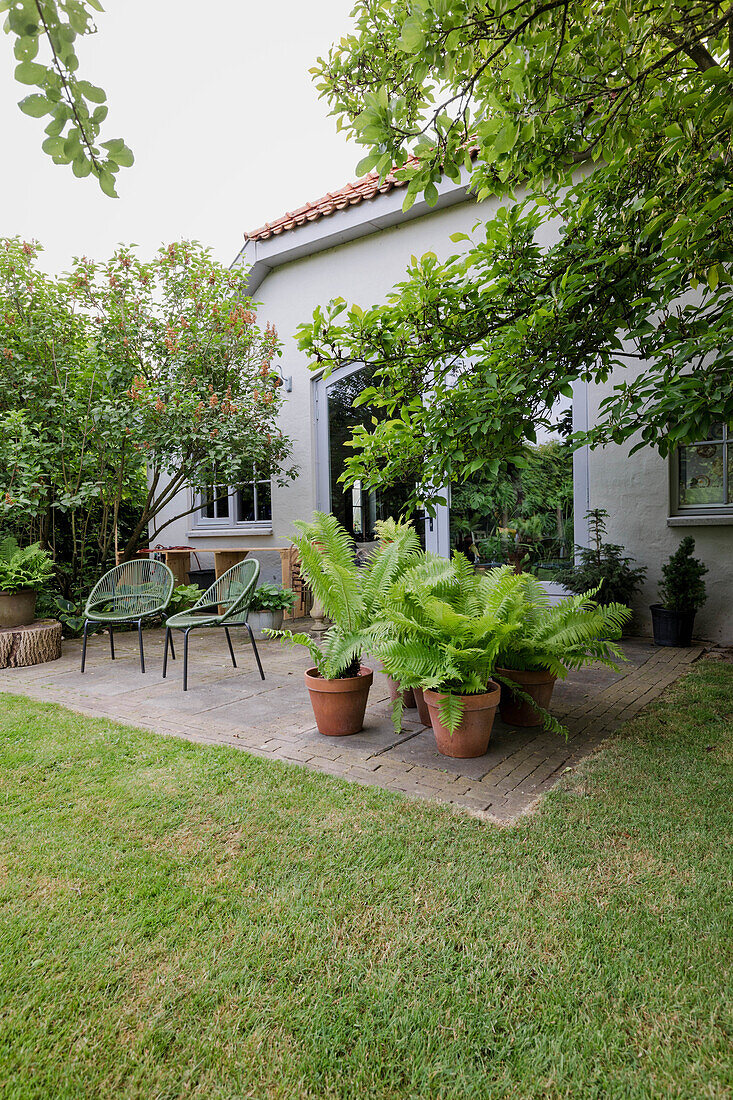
[585,375,732,642]
[153,189,513,575]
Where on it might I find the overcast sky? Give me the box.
[1,1,359,274]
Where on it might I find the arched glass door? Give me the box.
[314,365,438,551]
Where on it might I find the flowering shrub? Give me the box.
[0,239,296,584]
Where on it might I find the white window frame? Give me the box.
[192,467,273,534]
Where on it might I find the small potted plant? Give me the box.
[248,583,296,639]
[269,513,421,736]
[377,555,522,758]
[0,538,54,627]
[492,568,631,726]
[650,537,707,647]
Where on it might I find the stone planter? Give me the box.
[496,667,557,727]
[423,682,501,758]
[0,588,37,628]
[247,609,284,640]
[305,666,374,736]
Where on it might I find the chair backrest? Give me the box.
[193,558,260,624]
[86,559,175,617]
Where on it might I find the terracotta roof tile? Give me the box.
[244,156,421,242]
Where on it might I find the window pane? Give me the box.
[679,443,725,505]
[201,485,229,519]
[215,488,229,518]
[257,480,272,521]
[239,484,255,521]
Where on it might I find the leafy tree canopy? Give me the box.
[2,0,130,195]
[299,0,733,506]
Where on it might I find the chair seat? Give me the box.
[165,610,224,630]
[86,608,159,623]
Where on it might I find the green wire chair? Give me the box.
[162,558,265,691]
[81,559,175,674]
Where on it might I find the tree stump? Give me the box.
[0,619,62,668]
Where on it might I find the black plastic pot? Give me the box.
[650,604,696,647]
[187,568,216,591]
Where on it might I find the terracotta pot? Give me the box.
[424,682,501,758]
[387,677,416,709]
[0,589,36,628]
[496,667,557,727]
[412,686,432,728]
[305,666,374,736]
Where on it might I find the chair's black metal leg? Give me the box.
[137,619,145,674]
[109,626,115,660]
[162,627,171,678]
[81,620,89,673]
[169,632,175,660]
[246,623,265,680]
[183,629,191,691]
[224,626,237,668]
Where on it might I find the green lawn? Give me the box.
[0,662,731,1099]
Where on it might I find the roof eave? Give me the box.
[234,167,473,295]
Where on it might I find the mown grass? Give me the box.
[0,660,731,1099]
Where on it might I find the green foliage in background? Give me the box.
[2,0,131,194]
[0,536,53,592]
[301,0,733,506]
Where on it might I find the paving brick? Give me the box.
[0,629,704,824]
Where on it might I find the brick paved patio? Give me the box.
[0,624,704,822]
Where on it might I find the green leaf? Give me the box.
[76,80,107,104]
[18,94,49,118]
[72,156,93,178]
[98,168,118,198]
[41,135,66,156]
[399,17,424,53]
[355,152,380,176]
[14,60,47,85]
[109,145,134,168]
[493,121,518,156]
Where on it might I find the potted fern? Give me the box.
[650,537,708,647]
[491,568,631,726]
[0,538,55,627]
[376,555,524,757]
[268,513,421,736]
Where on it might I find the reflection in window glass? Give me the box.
[238,484,255,521]
[679,443,725,505]
[678,424,731,509]
[198,466,272,525]
[201,484,230,519]
[326,366,424,548]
